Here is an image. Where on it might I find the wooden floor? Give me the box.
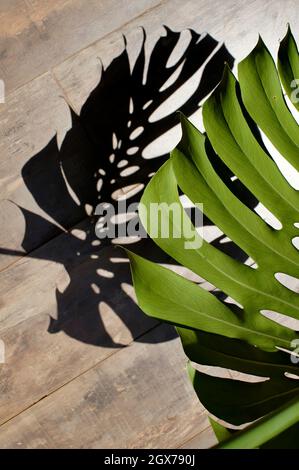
[0,0,298,449]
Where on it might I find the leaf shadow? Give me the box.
[0,27,258,348]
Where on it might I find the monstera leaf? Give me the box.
[128,27,299,445]
[278,26,299,112]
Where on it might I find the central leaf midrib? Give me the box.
[144,271,292,348]
[153,191,299,315]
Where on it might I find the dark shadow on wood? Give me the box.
[0,27,259,348]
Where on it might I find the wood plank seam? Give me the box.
[0,1,168,274]
[0,321,162,428]
[176,424,211,448]
[0,0,166,100]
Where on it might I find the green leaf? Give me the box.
[202,67,299,231]
[172,120,299,319]
[188,363,299,426]
[278,26,299,112]
[177,327,299,378]
[127,28,299,434]
[261,422,299,448]
[209,417,234,444]
[238,36,299,170]
[214,395,299,448]
[179,327,299,428]
[126,249,293,350]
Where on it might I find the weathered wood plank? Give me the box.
[1,0,296,270]
[0,324,209,449]
[0,9,232,270]
[179,426,217,449]
[0,72,73,270]
[0,228,165,424]
[0,0,162,94]
[53,0,299,113]
[0,204,217,426]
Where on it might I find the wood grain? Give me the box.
[2,0,297,269]
[0,72,72,270]
[179,426,218,449]
[0,0,162,94]
[0,228,162,424]
[53,0,299,113]
[0,324,208,449]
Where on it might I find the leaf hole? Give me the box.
[117,159,128,168]
[129,126,144,140]
[260,309,299,331]
[111,184,144,201]
[120,165,140,177]
[90,283,100,294]
[97,178,103,192]
[129,97,134,114]
[254,202,282,230]
[96,268,114,279]
[112,133,117,150]
[142,100,152,110]
[285,372,299,380]
[292,237,299,250]
[126,146,139,155]
[275,272,299,293]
